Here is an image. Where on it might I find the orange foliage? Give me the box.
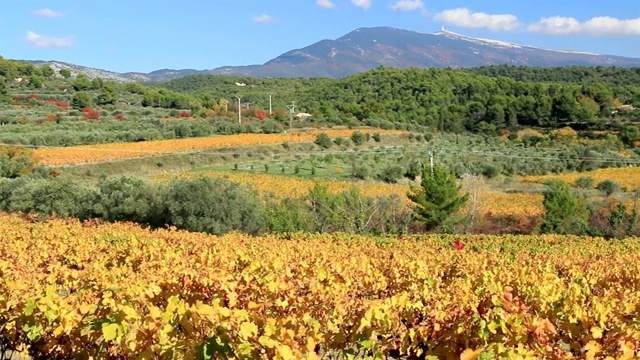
[34,129,404,166]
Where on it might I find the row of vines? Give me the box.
[1,214,640,359]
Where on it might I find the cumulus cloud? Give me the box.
[433,8,521,32]
[528,16,640,36]
[316,0,335,9]
[252,14,276,24]
[391,0,424,12]
[33,8,64,18]
[24,31,74,49]
[351,0,371,10]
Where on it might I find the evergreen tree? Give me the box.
[541,180,588,234]
[407,165,469,230]
[0,76,6,96]
[73,73,92,91]
[72,91,93,110]
[59,68,72,79]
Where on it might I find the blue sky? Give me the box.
[1,0,640,73]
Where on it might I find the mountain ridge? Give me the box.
[20,26,640,82]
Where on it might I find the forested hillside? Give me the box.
[464,65,640,86]
[2,56,640,142]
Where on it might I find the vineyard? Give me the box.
[33,129,404,166]
[2,214,640,359]
[519,167,640,191]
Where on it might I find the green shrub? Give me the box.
[350,131,366,146]
[377,165,404,184]
[574,176,595,189]
[596,179,621,196]
[165,176,266,236]
[314,133,333,149]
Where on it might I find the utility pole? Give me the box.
[236,95,243,124]
[427,147,439,176]
[268,93,273,115]
[286,102,296,130]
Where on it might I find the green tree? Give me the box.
[541,180,588,234]
[94,176,166,226]
[29,75,43,89]
[596,179,620,196]
[314,132,333,149]
[73,73,92,91]
[72,91,93,110]
[59,68,72,79]
[165,176,266,235]
[265,196,314,234]
[8,178,97,220]
[39,65,55,78]
[0,76,6,96]
[407,165,469,230]
[350,131,366,146]
[96,83,118,105]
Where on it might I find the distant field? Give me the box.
[519,167,640,191]
[34,129,404,166]
[154,170,550,217]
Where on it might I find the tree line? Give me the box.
[3,56,640,135]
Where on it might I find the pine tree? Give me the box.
[407,165,469,230]
[541,180,588,234]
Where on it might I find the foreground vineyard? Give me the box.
[1,214,640,359]
[34,129,404,166]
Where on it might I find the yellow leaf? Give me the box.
[102,323,119,341]
[584,341,601,360]
[248,301,262,310]
[277,344,295,360]
[591,326,603,339]
[307,337,317,353]
[460,348,485,360]
[239,321,258,338]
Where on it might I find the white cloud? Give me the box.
[316,0,335,9]
[252,14,276,24]
[351,0,371,10]
[528,16,640,36]
[24,31,74,49]
[33,8,64,18]
[391,0,423,12]
[433,8,521,32]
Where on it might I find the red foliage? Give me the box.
[115,114,125,121]
[179,111,191,118]
[50,171,61,177]
[55,101,70,108]
[254,110,268,120]
[452,240,465,251]
[26,94,40,101]
[12,95,23,101]
[499,129,511,136]
[83,109,101,120]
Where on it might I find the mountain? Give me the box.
[24,60,145,83]
[24,27,640,81]
[208,27,640,78]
